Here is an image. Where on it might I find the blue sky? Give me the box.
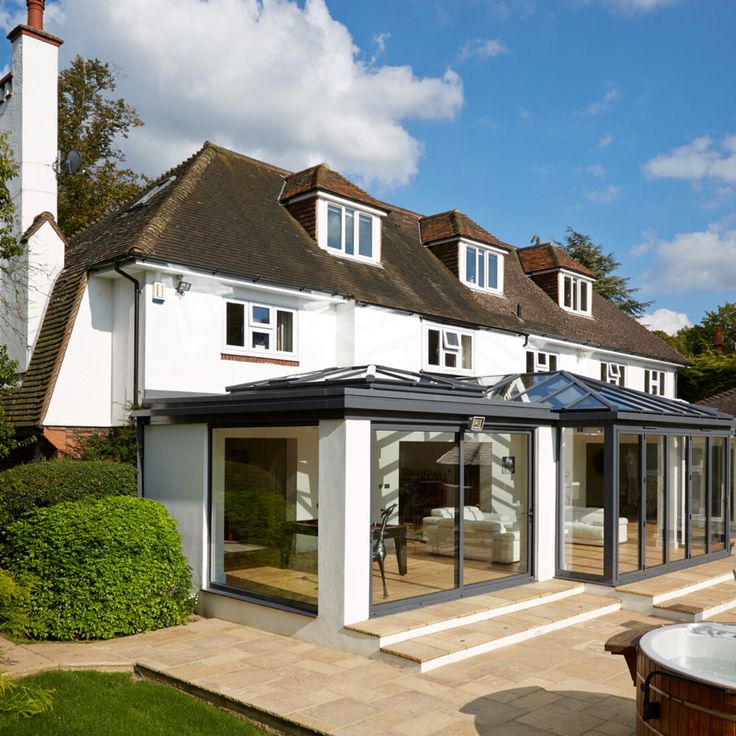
[2,0,734,332]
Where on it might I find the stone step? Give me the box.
[653,581,736,622]
[615,556,736,609]
[379,592,621,673]
[345,579,585,647]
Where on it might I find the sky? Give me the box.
[1,0,735,334]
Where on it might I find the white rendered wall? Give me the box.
[535,426,557,581]
[43,277,113,426]
[143,423,209,591]
[111,277,134,423]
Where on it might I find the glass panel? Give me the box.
[344,209,354,255]
[731,441,736,542]
[463,432,529,586]
[444,331,460,349]
[461,335,472,370]
[564,276,572,308]
[487,253,498,290]
[226,302,244,346]
[358,214,372,257]
[561,427,605,577]
[667,436,687,562]
[372,430,458,605]
[644,436,665,568]
[427,329,440,366]
[251,305,271,325]
[580,281,588,311]
[466,246,476,284]
[710,437,726,552]
[327,204,342,249]
[618,434,641,575]
[691,436,707,556]
[444,352,457,368]
[251,331,271,350]
[211,427,319,611]
[276,311,293,353]
[478,251,485,288]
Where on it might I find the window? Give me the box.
[559,272,592,316]
[526,350,558,372]
[601,362,625,386]
[645,369,665,396]
[325,202,376,259]
[224,300,295,356]
[461,242,504,294]
[426,326,473,372]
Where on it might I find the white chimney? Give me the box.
[0,1,64,373]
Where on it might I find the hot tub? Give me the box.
[636,623,736,735]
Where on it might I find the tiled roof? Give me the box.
[697,386,736,417]
[21,211,65,243]
[17,142,685,427]
[5,269,87,427]
[419,210,510,250]
[517,242,596,278]
[281,163,388,211]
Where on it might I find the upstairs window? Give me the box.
[225,300,295,356]
[526,350,558,372]
[461,241,504,294]
[601,362,625,386]
[645,369,665,396]
[317,197,383,263]
[559,272,593,316]
[426,325,473,372]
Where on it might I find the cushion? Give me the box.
[579,512,604,527]
[431,507,454,519]
[464,506,484,521]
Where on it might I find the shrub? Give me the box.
[0,569,37,639]
[0,460,136,527]
[0,670,53,718]
[1,496,194,640]
[75,425,138,466]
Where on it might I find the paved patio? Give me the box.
[4,607,700,736]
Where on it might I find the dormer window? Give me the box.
[559,271,593,316]
[526,350,558,372]
[316,195,384,263]
[601,362,625,386]
[461,241,504,294]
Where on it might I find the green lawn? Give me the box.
[0,670,272,736]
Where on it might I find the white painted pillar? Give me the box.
[318,418,371,628]
[535,425,557,581]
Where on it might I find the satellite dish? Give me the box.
[63,150,82,175]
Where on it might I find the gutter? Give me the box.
[113,261,141,406]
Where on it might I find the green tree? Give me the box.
[58,56,146,236]
[556,228,652,318]
[0,345,20,460]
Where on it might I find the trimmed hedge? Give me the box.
[1,496,194,640]
[0,460,136,527]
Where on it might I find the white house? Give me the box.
[1,0,733,654]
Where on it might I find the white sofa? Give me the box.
[423,506,520,563]
[564,507,628,546]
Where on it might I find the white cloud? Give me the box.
[579,87,621,116]
[598,133,613,148]
[643,223,736,292]
[587,184,621,203]
[458,38,509,61]
[642,135,736,183]
[638,308,690,335]
[581,0,674,16]
[32,0,464,187]
[583,164,606,177]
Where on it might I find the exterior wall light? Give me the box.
[468,416,485,431]
[174,276,192,295]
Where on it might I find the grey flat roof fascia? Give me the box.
[137,384,555,423]
[557,409,734,430]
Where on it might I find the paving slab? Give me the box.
[0,608,654,736]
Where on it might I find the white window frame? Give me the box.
[459,239,505,295]
[223,298,297,357]
[315,193,384,264]
[601,362,625,386]
[424,323,474,374]
[645,369,666,396]
[558,270,593,316]
[527,350,558,372]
